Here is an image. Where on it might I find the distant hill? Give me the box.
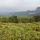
[11,7,40,16]
[0,7,40,16]
[12,11,32,16]
[32,7,40,16]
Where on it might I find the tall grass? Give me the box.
[0,22,40,40]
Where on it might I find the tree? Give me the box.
[9,16,18,23]
[33,16,40,22]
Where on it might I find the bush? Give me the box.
[0,17,8,23]
[9,16,18,23]
[33,16,40,22]
[0,16,40,23]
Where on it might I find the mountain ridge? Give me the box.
[0,7,40,16]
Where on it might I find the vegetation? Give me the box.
[9,16,18,23]
[0,16,40,23]
[0,16,40,40]
[0,22,40,40]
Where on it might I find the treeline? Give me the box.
[0,16,18,23]
[0,16,40,23]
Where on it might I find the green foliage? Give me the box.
[0,16,40,40]
[17,16,32,23]
[17,16,40,23]
[0,22,40,40]
[9,16,18,23]
[0,16,40,23]
[33,16,40,22]
[0,16,18,23]
[0,16,9,23]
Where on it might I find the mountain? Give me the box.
[0,7,40,16]
[32,7,40,16]
[12,11,32,16]
[0,10,34,16]
[11,11,35,16]
[12,7,40,16]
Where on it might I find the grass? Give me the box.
[0,22,40,40]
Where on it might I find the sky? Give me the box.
[0,0,40,12]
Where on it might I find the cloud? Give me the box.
[32,0,40,8]
[0,0,40,11]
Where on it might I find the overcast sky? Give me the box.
[0,0,40,12]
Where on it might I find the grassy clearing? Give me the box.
[0,22,40,40]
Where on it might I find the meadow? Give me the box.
[0,16,40,40]
[0,22,40,40]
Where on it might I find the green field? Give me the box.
[0,22,40,40]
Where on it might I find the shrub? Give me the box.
[9,16,18,23]
[33,16,40,22]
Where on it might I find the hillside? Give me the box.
[0,7,40,16]
[11,7,40,16]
